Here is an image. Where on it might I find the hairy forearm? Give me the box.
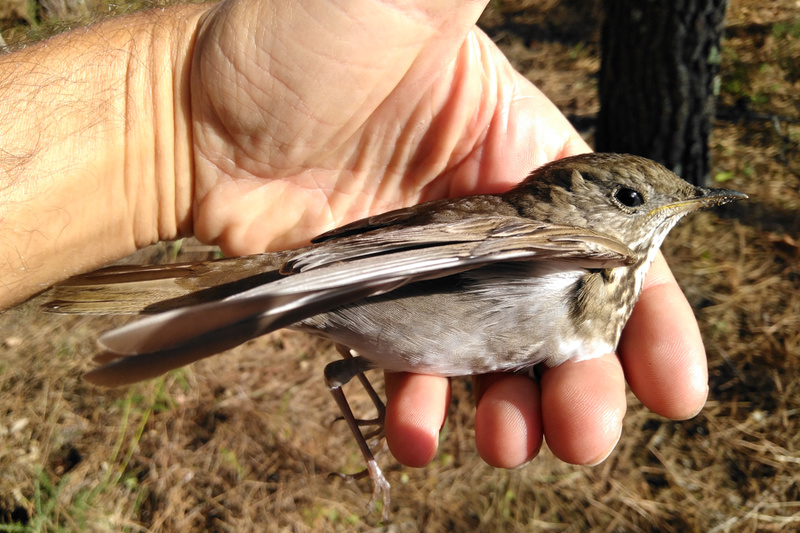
[0,5,207,308]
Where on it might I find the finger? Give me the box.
[473,373,543,468]
[618,252,708,419]
[540,352,626,465]
[384,372,450,467]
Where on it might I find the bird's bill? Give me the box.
[652,186,748,216]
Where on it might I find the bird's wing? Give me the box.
[286,215,633,272]
[82,216,633,387]
[309,194,517,243]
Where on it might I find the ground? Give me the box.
[0,0,798,531]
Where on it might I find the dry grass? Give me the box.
[2,0,800,531]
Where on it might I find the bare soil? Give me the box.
[1,0,799,531]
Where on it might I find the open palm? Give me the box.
[187,0,708,470]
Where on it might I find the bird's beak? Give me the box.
[693,186,749,206]
[653,186,748,216]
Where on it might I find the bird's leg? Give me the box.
[324,350,390,521]
[333,344,386,440]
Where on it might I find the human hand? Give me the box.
[0,0,707,470]
[384,253,708,469]
[186,0,708,470]
[188,0,589,254]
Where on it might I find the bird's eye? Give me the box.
[614,188,645,208]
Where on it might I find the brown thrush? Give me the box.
[44,152,746,518]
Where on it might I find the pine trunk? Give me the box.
[596,0,728,186]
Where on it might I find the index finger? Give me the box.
[617,252,708,419]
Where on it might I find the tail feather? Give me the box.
[43,253,289,315]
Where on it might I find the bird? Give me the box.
[43,152,746,518]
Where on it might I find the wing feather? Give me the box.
[84,218,634,386]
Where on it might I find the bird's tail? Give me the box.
[42,253,289,315]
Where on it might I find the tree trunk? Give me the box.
[596,0,728,186]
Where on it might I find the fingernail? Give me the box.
[585,424,623,466]
[510,441,543,470]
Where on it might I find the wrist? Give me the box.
[0,5,209,308]
[122,5,209,246]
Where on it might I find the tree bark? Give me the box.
[597,0,728,186]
